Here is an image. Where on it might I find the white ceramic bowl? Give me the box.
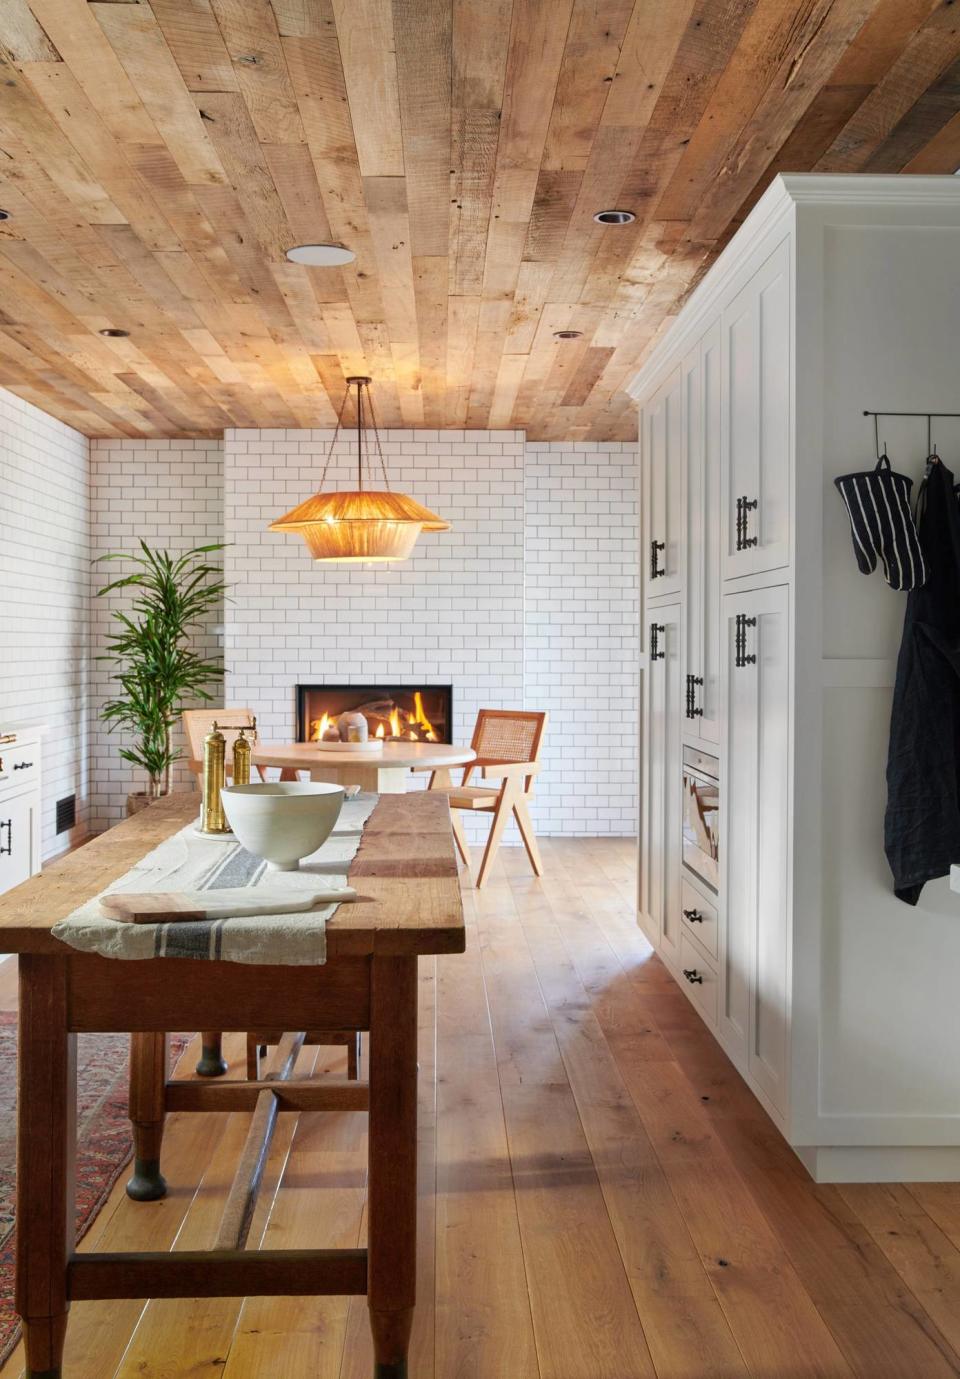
[221,781,345,870]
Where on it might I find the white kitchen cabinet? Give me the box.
[682,322,722,742]
[642,604,682,963]
[721,238,791,581]
[631,174,960,1183]
[720,584,789,1111]
[0,729,43,896]
[642,367,682,599]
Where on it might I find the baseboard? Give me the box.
[795,1144,960,1183]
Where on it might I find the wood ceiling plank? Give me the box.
[449,107,500,297]
[362,174,419,354]
[16,59,181,250]
[89,2,228,188]
[488,351,526,429]
[24,0,160,146]
[192,92,294,262]
[687,0,885,241]
[863,55,960,171]
[817,5,960,170]
[902,107,960,171]
[504,260,554,354]
[413,254,449,428]
[148,0,239,93]
[207,0,306,146]
[329,0,404,177]
[541,0,635,174]
[393,0,452,261]
[561,345,615,409]
[445,292,480,428]
[0,0,59,62]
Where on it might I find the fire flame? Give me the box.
[375,722,385,739]
[389,707,401,737]
[411,691,435,739]
[310,712,332,741]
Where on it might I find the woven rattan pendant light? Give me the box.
[269,376,450,562]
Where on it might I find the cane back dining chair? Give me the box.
[179,707,360,1083]
[427,708,547,889]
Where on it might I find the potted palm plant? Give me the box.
[96,541,227,813]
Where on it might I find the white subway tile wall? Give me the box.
[524,442,638,835]
[0,389,89,857]
[89,439,224,832]
[87,428,638,838]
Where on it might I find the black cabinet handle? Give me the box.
[650,623,665,661]
[0,820,11,857]
[685,674,704,719]
[734,614,757,669]
[682,908,704,923]
[682,968,704,985]
[736,496,758,551]
[13,761,33,771]
[650,539,666,579]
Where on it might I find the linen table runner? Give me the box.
[52,792,378,965]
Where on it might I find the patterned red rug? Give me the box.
[0,1011,190,1366]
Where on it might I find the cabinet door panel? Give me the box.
[682,344,703,727]
[646,370,682,599]
[701,324,722,741]
[644,606,682,960]
[720,601,755,1056]
[0,789,39,895]
[722,239,791,579]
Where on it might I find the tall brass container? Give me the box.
[200,721,230,834]
[232,726,252,786]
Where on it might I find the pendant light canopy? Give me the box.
[268,377,450,562]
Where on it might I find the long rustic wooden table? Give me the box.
[0,790,464,1379]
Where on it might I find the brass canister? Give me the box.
[201,720,230,834]
[232,726,252,786]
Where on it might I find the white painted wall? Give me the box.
[0,388,89,857]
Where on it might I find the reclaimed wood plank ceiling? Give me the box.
[0,0,959,441]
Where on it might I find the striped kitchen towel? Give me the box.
[51,792,378,965]
[834,455,927,592]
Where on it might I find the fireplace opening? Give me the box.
[296,685,453,744]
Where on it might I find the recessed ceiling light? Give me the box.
[593,209,636,225]
[554,329,583,339]
[0,210,10,221]
[285,243,356,267]
[99,328,130,338]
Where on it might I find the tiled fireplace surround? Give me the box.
[3,390,638,852]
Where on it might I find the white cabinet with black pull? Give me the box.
[0,729,43,897]
[632,173,960,1183]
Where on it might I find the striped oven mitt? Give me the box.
[834,455,927,592]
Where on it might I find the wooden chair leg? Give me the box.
[246,1034,261,1081]
[196,1030,228,1077]
[17,955,75,1379]
[448,809,471,868]
[475,785,514,889]
[127,1031,170,1201]
[348,1032,361,1080]
[368,956,418,1378]
[513,795,544,876]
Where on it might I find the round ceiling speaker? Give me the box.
[285,243,357,267]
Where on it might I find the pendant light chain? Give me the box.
[316,384,353,493]
[367,383,391,491]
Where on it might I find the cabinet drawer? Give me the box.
[678,934,718,1026]
[0,788,40,894]
[680,878,718,959]
[0,746,39,793]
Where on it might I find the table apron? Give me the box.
[64,952,372,1032]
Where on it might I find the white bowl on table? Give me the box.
[221,781,345,871]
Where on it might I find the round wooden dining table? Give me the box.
[253,740,476,794]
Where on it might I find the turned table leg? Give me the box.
[127,1032,169,1201]
[196,1030,228,1077]
[16,955,76,1379]
[368,956,418,1378]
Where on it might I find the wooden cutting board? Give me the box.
[100,887,356,925]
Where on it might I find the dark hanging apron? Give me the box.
[885,458,960,904]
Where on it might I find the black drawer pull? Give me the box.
[682,968,704,985]
[736,495,759,551]
[650,539,666,579]
[0,820,11,857]
[734,613,757,669]
[650,623,666,661]
[682,908,704,923]
[685,674,704,719]
[13,761,33,771]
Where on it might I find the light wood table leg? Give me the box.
[308,764,409,794]
[126,1032,169,1201]
[16,955,76,1379]
[196,1030,228,1077]
[368,956,418,1378]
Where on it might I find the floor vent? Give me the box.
[56,794,76,834]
